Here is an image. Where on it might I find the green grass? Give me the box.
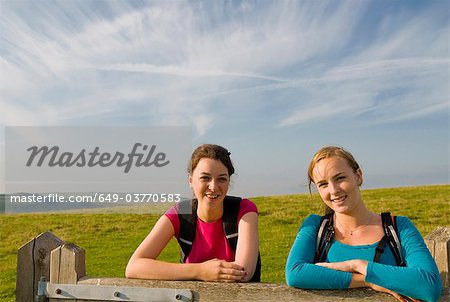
[1,185,449,300]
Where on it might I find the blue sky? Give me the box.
[1,0,449,197]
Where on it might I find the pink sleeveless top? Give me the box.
[165,198,257,263]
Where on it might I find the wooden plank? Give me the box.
[50,245,62,283]
[425,226,450,287]
[49,245,63,302]
[77,277,400,301]
[51,243,86,283]
[16,232,64,302]
[434,228,450,287]
[49,243,86,302]
[16,235,34,302]
[425,231,436,256]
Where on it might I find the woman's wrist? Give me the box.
[352,259,368,276]
[349,272,366,288]
[189,263,203,281]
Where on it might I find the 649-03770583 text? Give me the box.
[8,193,182,203]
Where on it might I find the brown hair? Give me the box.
[307,146,361,214]
[188,144,235,176]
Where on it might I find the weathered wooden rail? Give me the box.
[16,229,450,302]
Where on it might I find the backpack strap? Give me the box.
[222,196,261,282]
[373,236,388,263]
[314,213,334,263]
[177,199,198,263]
[377,212,405,266]
[222,196,242,249]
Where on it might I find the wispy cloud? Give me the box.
[93,63,288,82]
[278,98,372,127]
[0,0,448,136]
[278,57,449,126]
[326,58,449,80]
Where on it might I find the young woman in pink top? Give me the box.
[126,144,259,282]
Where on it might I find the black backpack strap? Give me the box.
[222,196,261,282]
[251,254,262,282]
[380,212,405,266]
[222,196,241,249]
[374,236,388,263]
[314,213,334,263]
[177,199,198,263]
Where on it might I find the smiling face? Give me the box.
[189,158,230,211]
[312,156,363,214]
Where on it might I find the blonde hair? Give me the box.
[307,146,361,214]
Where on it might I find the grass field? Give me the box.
[1,185,449,300]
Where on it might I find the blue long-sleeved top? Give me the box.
[285,214,442,302]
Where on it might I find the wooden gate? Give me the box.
[16,231,449,302]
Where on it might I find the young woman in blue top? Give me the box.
[285,146,442,302]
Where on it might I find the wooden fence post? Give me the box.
[425,226,450,287]
[16,231,65,302]
[49,243,86,302]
